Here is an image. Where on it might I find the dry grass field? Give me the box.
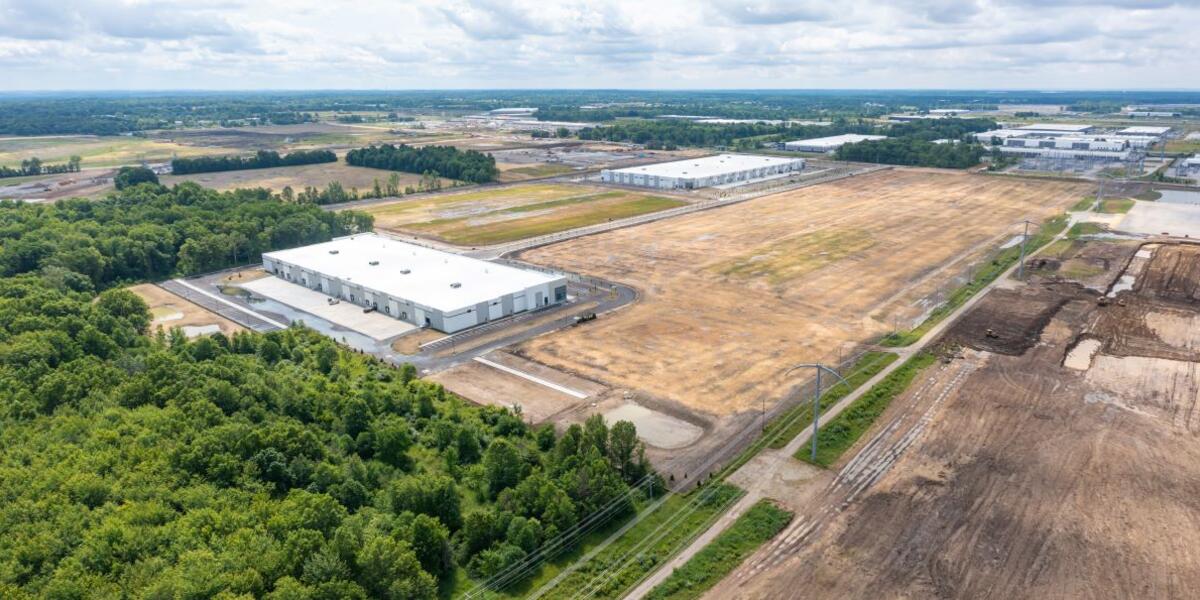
[0,135,236,168]
[516,169,1090,416]
[363,182,688,246]
[160,161,453,194]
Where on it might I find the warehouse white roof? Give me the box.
[785,134,888,149]
[263,233,561,313]
[605,154,802,179]
[1016,123,1094,133]
[1119,126,1171,136]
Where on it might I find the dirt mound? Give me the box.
[1135,243,1200,304]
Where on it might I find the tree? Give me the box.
[113,166,159,189]
[483,439,523,497]
[371,415,413,469]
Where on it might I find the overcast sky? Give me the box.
[1,0,1197,91]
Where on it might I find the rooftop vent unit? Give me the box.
[450,282,462,288]
[400,269,411,274]
[369,260,379,266]
[329,250,340,255]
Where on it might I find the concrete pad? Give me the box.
[1119,202,1200,238]
[241,276,416,340]
[430,361,586,424]
[603,402,703,450]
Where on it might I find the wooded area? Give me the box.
[0,184,655,598]
[345,144,498,184]
[171,150,337,175]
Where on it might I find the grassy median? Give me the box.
[645,500,793,600]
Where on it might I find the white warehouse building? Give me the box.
[600,154,804,190]
[781,134,888,153]
[262,233,568,333]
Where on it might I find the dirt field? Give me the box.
[160,161,452,194]
[712,241,1200,599]
[362,182,689,246]
[130,283,243,337]
[516,169,1090,416]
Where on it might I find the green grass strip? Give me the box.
[1097,197,1135,214]
[1068,196,1095,212]
[765,351,899,449]
[536,484,744,600]
[797,352,939,467]
[880,214,1068,347]
[645,500,793,600]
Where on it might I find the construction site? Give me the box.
[700,232,1200,599]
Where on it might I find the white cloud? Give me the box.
[0,0,1194,89]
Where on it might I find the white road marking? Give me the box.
[472,356,588,399]
[171,278,289,329]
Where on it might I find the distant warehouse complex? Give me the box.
[262,233,567,333]
[780,134,888,153]
[601,154,804,189]
[973,123,1171,170]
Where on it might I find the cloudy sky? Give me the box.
[0,0,1197,90]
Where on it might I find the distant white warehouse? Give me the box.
[600,154,804,190]
[781,134,887,153]
[262,233,567,333]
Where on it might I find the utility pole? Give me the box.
[1017,220,1031,281]
[785,364,852,463]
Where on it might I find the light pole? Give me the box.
[785,364,853,462]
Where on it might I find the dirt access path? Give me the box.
[518,169,1089,417]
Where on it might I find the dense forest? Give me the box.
[0,182,370,287]
[345,144,498,184]
[0,183,656,598]
[0,156,82,179]
[576,120,873,149]
[171,150,337,176]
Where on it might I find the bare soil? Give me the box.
[130,283,243,336]
[713,241,1200,599]
[517,169,1089,416]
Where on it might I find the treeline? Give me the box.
[0,182,371,287]
[834,117,994,169]
[837,138,985,169]
[0,155,82,179]
[346,144,498,184]
[0,183,655,597]
[278,171,447,206]
[171,149,336,175]
[577,120,873,150]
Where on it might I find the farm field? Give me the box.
[0,135,236,168]
[714,240,1200,600]
[516,169,1090,417]
[362,182,689,246]
[160,160,454,194]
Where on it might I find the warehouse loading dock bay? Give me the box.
[261,233,568,334]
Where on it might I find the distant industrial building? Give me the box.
[781,134,888,153]
[1119,126,1171,137]
[1180,155,1200,177]
[1014,123,1096,135]
[974,127,1158,149]
[262,233,567,333]
[600,154,804,190]
[489,107,537,116]
[1125,111,1181,118]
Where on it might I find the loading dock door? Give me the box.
[514,295,528,312]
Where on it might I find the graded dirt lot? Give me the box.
[160,161,451,194]
[130,283,243,337]
[517,169,1089,416]
[362,182,689,246]
[712,241,1200,600]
